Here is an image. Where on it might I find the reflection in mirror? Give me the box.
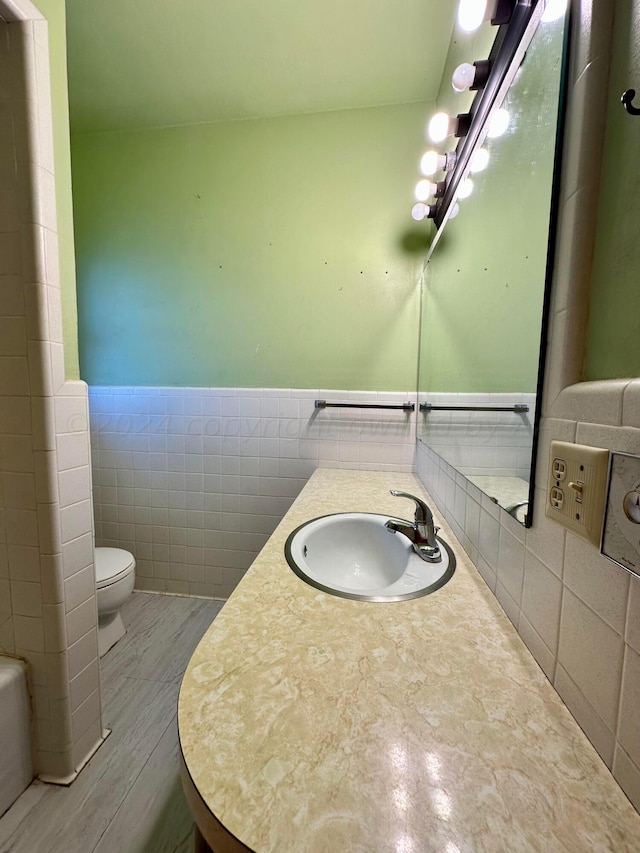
[417,10,567,526]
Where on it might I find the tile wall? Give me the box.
[416,383,640,814]
[0,4,102,783]
[89,386,417,598]
[417,392,536,480]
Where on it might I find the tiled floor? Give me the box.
[0,592,224,853]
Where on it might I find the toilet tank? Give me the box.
[0,657,33,817]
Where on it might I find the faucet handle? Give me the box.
[389,490,429,525]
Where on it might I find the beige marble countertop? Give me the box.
[178,469,640,852]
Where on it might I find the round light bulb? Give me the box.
[487,108,509,138]
[458,178,474,199]
[541,0,567,22]
[452,62,476,93]
[415,180,437,202]
[449,203,461,220]
[457,0,489,32]
[428,112,452,143]
[420,150,442,176]
[470,147,490,172]
[411,202,430,221]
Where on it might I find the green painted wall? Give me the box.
[34,0,79,379]
[64,0,455,133]
[418,17,564,392]
[584,0,640,380]
[72,102,430,389]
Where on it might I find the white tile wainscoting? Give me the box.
[88,387,417,599]
[417,392,536,481]
[415,384,640,814]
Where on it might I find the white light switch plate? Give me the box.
[545,440,609,545]
[601,452,640,577]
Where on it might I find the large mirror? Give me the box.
[416,4,568,525]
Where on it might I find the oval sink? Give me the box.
[284,512,455,602]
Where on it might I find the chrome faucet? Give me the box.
[385,490,441,563]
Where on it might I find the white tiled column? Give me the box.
[0,2,102,783]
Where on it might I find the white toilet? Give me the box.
[95,547,136,658]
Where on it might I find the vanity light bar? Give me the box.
[434,0,541,228]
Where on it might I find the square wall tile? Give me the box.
[6,507,39,545]
[43,602,67,654]
[557,589,624,730]
[554,663,615,767]
[71,686,101,742]
[617,645,640,772]
[8,544,41,582]
[66,596,97,647]
[13,613,45,652]
[613,745,640,815]
[497,526,525,605]
[58,465,91,509]
[59,499,93,545]
[518,615,556,682]
[563,533,630,635]
[56,432,89,471]
[2,471,36,509]
[10,579,42,617]
[520,551,562,654]
[64,565,94,613]
[478,510,500,567]
[70,658,99,713]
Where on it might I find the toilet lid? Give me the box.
[95,547,136,588]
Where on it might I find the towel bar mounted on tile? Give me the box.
[315,400,415,412]
[621,89,640,116]
[419,403,529,413]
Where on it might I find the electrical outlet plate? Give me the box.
[545,440,609,545]
[601,451,640,577]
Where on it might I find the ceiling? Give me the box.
[65,0,456,133]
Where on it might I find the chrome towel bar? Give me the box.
[420,403,529,413]
[315,400,415,412]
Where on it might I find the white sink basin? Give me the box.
[284,512,455,602]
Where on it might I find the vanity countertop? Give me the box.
[178,469,640,852]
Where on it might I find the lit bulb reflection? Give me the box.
[431,788,452,821]
[420,150,441,176]
[445,843,461,853]
[457,178,474,199]
[470,147,490,173]
[390,743,408,772]
[395,835,415,853]
[449,203,460,220]
[541,0,567,22]
[393,786,410,813]
[425,752,442,780]
[415,179,436,202]
[487,108,509,138]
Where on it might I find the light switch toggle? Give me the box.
[569,480,584,503]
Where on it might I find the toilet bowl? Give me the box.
[95,547,136,658]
